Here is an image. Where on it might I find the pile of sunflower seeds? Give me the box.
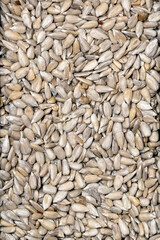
[0,0,160,239]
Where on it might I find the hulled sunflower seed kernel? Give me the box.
[0,0,159,239]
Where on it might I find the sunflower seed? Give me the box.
[0,0,159,239]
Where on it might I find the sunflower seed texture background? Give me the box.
[0,0,160,239]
